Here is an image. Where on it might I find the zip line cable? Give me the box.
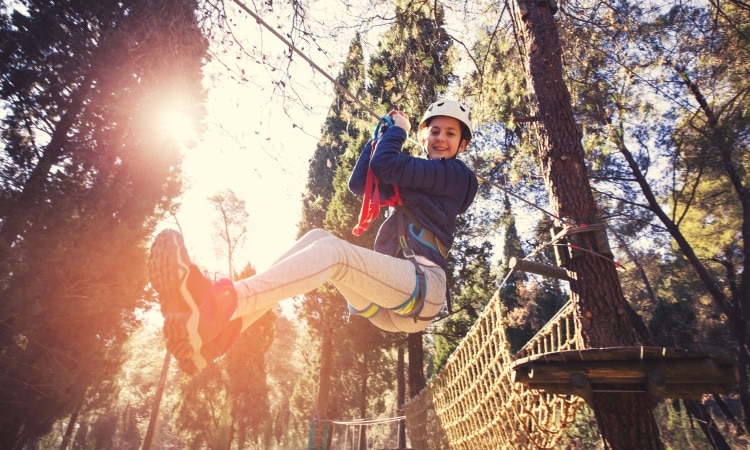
[230,0,381,120]
[474,173,564,223]
[230,0,567,226]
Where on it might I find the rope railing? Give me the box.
[515,299,580,359]
[309,415,408,450]
[404,291,585,449]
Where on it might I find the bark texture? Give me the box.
[517,2,663,448]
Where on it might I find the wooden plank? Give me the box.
[511,346,739,399]
[514,358,727,382]
[508,257,569,281]
[526,382,736,398]
[514,347,714,364]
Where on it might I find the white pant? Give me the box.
[231,228,446,333]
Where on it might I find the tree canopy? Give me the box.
[0,0,207,447]
[2,0,749,447]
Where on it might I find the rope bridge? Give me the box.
[404,292,584,449]
[403,281,737,449]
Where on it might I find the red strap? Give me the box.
[352,141,401,236]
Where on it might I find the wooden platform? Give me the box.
[511,346,738,404]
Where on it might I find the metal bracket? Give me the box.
[551,224,614,268]
[571,372,594,407]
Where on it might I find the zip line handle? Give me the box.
[373,115,394,140]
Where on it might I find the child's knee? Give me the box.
[306,228,332,240]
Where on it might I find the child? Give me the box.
[149,99,478,374]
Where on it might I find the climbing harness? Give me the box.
[350,116,454,322]
[395,204,448,259]
[394,205,444,321]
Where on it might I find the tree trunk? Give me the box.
[515,2,662,448]
[59,401,82,450]
[312,323,333,450]
[143,351,171,450]
[397,344,407,448]
[358,356,368,450]
[683,399,731,450]
[407,332,426,399]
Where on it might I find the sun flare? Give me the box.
[149,91,202,147]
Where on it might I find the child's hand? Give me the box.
[388,110,411,133]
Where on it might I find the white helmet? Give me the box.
[418,99,473,147]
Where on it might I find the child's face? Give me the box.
[421,116,467,160]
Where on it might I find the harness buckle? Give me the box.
[399,235,415,258]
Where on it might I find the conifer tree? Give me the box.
[293,34,372,443]
[514,2,662,446]
[556,0,750,436]
[460,0,747,445]
[298,34,370,235]
[0,1,207,447]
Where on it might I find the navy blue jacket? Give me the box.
[348,126,478,271]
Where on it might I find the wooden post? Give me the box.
[509,257,569,281]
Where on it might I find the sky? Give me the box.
[154,0,495,276]
[164,73,326,275]
[158,2,345,275]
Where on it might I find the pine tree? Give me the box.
[557,0,750,437]
[515,2,662,446]
[0,1,207,447]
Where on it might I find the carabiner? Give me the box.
[372,115,394,140]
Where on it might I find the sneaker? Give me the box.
[175,316,242,375]
[149,229,240,374]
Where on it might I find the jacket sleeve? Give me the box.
[370,127,467,196]
[348,140,373,196]
[348,138,397,200]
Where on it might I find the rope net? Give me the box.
[323,416,406,450]
[404,291,585,449]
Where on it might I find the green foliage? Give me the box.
[368,0,453,117]
[552,0,750,440]
[559,406,602,449]
[265,315,306,447]
[0,1,207,447]
[225,310,275,448]
[324,123,371,240]
[298,34,369,237]
[648,299,696,349]
[459,7,529,127]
